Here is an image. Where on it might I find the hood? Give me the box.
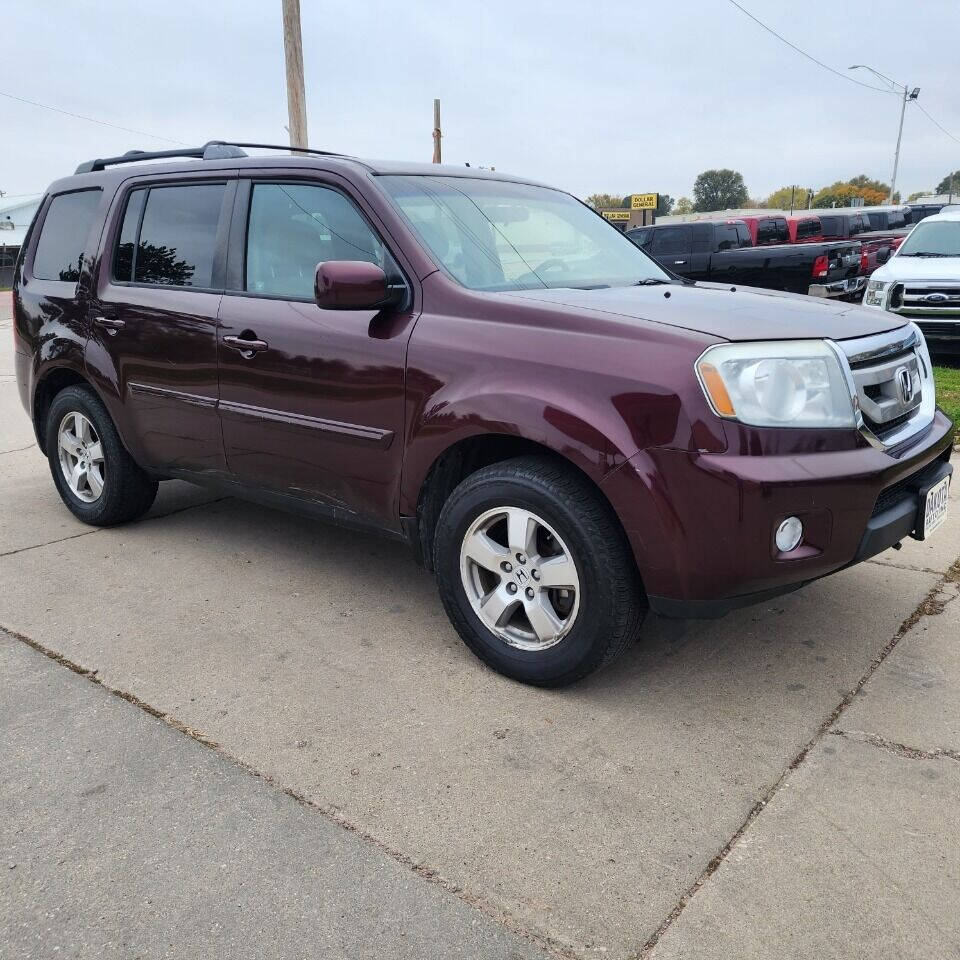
[873,255,960,284]
[501,282,907,343]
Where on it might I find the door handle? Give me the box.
[223,334,269,357]
[94,316,125,334]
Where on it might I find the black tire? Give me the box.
[45,385,158,526]
[434,455,646,687]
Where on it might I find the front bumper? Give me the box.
[602,411,955,618]
[808,275,866,299]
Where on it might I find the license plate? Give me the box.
[920,475,951,540]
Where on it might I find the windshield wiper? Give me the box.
[902,251,953,257]
[635,278,670,285]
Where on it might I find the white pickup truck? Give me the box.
[863,209,960,355]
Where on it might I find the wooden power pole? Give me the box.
[282,0,308,151]
[432,99,442,164]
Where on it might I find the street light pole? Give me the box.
[849,65,919,204]
[281,0,308,152]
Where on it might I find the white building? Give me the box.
[0,195,42,286]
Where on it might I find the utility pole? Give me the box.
[282,0,308,152]
[432,99,442,164]
[849,65,919,204]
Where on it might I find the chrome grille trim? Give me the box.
[827,323,936,452]
[891,281,960,316]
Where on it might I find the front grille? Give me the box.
[892,282,960,316]
[837,326,929,449]
[870,452,951,518]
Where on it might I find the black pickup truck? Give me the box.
[627,220,865,299]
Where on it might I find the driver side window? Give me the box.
[245,182,397,299]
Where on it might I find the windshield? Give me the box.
[378,175,671,292]
[897,220,960,257]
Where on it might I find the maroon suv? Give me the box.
[12,142,955,686]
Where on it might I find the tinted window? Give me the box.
[246,183,397,299]
[134,184,224,287]
[735,224,752,247]
[796,218,821,240]
[651,226,692,255]
[819,215,840,237]
[714,224,739,251]
[850,215,867,236]
[627,227,652,249]
[888,210,906,229]
[756,219,777,245]
[691,223,712,252]
[774,218,789,243]
[32,189,101,282]
[113,189,146,282]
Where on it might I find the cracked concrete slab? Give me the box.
[647,732,960,960]
[0,636,549,960]
[0,492,941,957]
[839,572,960,755]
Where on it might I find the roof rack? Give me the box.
[74,140,351,175]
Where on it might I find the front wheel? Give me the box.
[434,455,646,686]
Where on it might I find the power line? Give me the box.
[915,101,960,145]
[725,1,892,94]
[0,90,188,145]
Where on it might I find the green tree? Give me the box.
[907,190,931,202]
[935,170,960,195]
[692,169,749,212]
[656,194,674,217]
[765,186,813,210]
[585,193,625,210]
[812,180,888,208]
[673,196,694,215]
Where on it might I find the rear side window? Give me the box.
[774,218,789,243]
[796,218,821,240]
[756,219,778,245]
[245,182,397,299]
[735,224,752,247]
[32,189,102,282]
[819,215,840,236]
[651,226,691,255]
[714,224,739,251]
[115,184,225,287]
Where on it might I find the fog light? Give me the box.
[776,516,804,553]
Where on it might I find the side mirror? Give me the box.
[314,261,399,310]
[876,246,891,265]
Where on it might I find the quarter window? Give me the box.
[32,189,102,282]
[245,183,396,299]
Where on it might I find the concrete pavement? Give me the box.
[2,290,959,957]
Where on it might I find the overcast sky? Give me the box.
[3,0,959,204]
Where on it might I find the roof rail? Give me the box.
[74,140,351,175]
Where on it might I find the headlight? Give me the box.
[696,341,855,428]
[864,280,889,308]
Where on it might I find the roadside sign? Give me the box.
[602,211,631,221]
[631,193,658,210]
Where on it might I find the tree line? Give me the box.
[587,167,960,216]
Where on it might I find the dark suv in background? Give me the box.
[12,142,954,686]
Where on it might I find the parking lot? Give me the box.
[2,289,959,958]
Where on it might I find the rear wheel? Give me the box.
[45,385,158,526]
[434,455,646,686]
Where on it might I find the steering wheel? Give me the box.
[530,258,571,276]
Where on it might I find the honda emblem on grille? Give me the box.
[896,366,915,404]
[924,293,948,303]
